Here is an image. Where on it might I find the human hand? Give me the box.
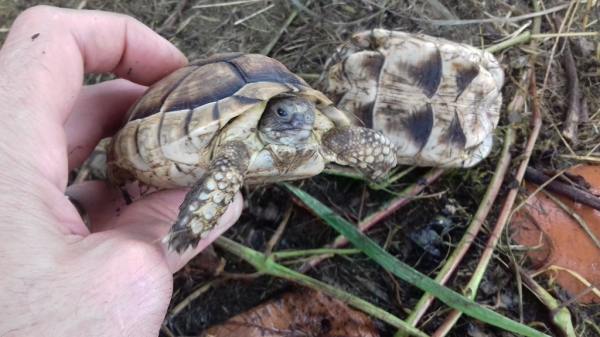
[0,6,242,336]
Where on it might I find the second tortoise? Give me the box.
[325,29,504,168]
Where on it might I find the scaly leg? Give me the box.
[167,141,250,253]
[322,126,397,181]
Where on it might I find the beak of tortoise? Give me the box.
[290,115,305,129]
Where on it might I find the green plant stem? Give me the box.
[559,154,600,163]
[486,31,532,53]
[433,1,544,334]
[370,166,416,190]
[431,127,535,337]
[285,184,550,337]
[520,270,576,337]
[434,77,542,336]
[271,248,361,260]
[300,168,445,272]
[322,166,365,180]
[322,165,416,189]
[215,237,429,337]
[168,281,217,319]
[396,127,515,336]
[585,319,600,335]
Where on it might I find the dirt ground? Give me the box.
[1,1,599,336]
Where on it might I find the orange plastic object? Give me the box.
[511,165,600,303]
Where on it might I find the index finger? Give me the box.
[0,6,187,190]
[0,5,187,125]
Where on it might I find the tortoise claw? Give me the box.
[166,141,249,253]
[166,225,200,254]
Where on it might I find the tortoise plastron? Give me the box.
[325,29,504,168]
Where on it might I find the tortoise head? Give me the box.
[258,96,316,146]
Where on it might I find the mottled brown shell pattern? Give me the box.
[325,29,504,167]
[108,53,334,188]
[106,52,401,253]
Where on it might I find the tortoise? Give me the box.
[107,53,397,253]
[324,29,504,168]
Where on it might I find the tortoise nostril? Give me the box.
[290,114,305,128]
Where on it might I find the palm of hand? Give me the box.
[0,6,241,336]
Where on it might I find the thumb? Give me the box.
[66,181,243,272]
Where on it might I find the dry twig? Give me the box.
[422,3,569,26]
[424,0,458,20]
[433,64,543,337]
[401,125,515,334]
[554,16,589,143]
[398,67,530,334]
[520,269,577,337]
[524,167,600,212]
[264,206,293,256]
[541,190,600,250]
[193,0,265,9]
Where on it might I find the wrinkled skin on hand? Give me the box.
[0,6,242,336]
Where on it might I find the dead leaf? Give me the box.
[512,165,600,304]
[200,288,379,337]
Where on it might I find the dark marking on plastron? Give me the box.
[360,52,384,128]
[174,163,184,173]
[183,109,194,136]
[455,63,480,99]
[340,57,352,85]
[377,104,408,135]
[357,101,375,128]
[212,103,221,120]
[368,29,379,49]
[443,110,467,149]
[31,33,40,40]
[404,104,434,150]
[409,49,442,98]
[362,52,385,80]
[329,92,344,106]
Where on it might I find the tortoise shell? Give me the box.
[127,52,333,140]
[325,29,504,167]
[108,53,340,188]
[107,52,402,252]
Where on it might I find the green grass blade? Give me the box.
[215,237,429,337]
[285,184,550,337]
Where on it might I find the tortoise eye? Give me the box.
[276,108,288,117]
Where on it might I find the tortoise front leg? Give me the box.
[322,126,397,180]
[167,141,250,253]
